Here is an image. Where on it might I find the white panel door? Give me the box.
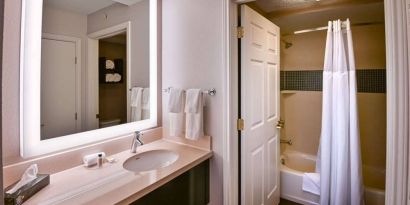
[41,38,78,139]
[241,5,280,205]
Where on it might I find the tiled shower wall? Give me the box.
[280,69,386,93]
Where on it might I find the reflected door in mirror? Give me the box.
[41,38,79,140]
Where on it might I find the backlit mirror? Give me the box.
[20,0,158,157]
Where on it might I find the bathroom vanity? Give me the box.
[21,136,212,204]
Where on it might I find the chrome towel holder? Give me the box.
[162,87,216,96]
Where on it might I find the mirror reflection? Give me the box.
[40,0,150,140]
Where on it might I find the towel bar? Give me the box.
[162,87,216,96]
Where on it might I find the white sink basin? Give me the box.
[123,150,179,172]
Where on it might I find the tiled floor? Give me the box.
[279,198,302,205]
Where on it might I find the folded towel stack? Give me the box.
[105,60,115,69]
[105,73,121,82]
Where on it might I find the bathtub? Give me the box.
[280,151,385,205]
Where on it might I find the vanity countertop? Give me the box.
[24,139,212,205]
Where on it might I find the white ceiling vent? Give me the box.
[112,0,144,6]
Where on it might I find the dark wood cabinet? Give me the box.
[131,160,209,205]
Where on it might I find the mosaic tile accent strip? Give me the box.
[280,69,386,93]
[281,70,323,91]
[356,69,386,93]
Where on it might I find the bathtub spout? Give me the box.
[280,139,293,145]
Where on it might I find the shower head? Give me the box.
[281,39,293,49]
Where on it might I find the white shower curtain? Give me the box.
[316,19,364,205]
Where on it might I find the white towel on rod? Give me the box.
[168,88,184,113]
[141,88,150,120]
[302,173,320,196]
[130,87,143,121]
[185,89,204,140]
[168,88,184,137]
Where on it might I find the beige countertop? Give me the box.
[23,139,212,205]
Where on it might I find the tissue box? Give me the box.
[4,174,50,205]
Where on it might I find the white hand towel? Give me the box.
[302,173,320,195]
[168,88,184,137]
[168,88,183,113]
[106,60,115,69]
[142,88,150,120]
[130,87,143,121]
[113,73,122,82]
[185,89,201,113]
[185,89,204,140]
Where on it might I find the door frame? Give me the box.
[0,0,4,201]
[222,1,239,205]
[42,33,82,132]
[86,21,132,129]
[222,0,410,205]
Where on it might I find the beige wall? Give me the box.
[279,24,387,187]
[281,24,386,69]
[99,41,127,124]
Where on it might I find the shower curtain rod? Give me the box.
[293,21,384,34]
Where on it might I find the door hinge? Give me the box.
[75,112,78,120]
[96,114,100,118]
[237,26,244,38]
[237,118,244,131]
[75,57,77,64]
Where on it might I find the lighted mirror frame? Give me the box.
[19,0,158,157]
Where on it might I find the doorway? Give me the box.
[86,22,132,131]
[98,32,128,128]
[236,1,387,204]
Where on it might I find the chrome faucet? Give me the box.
[131,131,144,153]
[280,139,293,145]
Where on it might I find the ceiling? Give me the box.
[44,0,115,15]
[246,0,384,34]
[251,0,383,13]
[44,0,143,15]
